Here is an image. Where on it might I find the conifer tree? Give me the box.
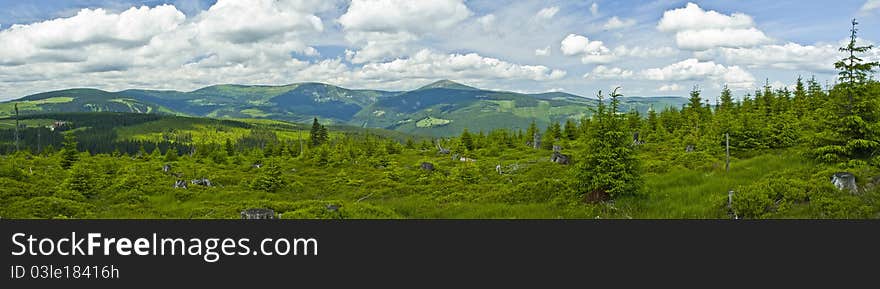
[549,121,562,140]
[164,147,178,162]
[526,119,538,142]
[573,88,641,201]
[719,85,734,112]
[460,128,474,151]
[60,134,79,170]
[309,117,328,147]
[563,119,578,140]
[813,19,880,164]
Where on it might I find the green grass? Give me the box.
[416,116,452,128]
[0,97,75,117]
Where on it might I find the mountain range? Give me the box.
[0,80,687,136]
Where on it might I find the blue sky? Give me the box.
[1,0,879,101]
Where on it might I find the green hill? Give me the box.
[2,81,687,137]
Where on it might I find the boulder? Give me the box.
[162,164,172,173]
[241,208,275,219]
[685,145,695,153]
[326,204,340,212]
[191,178,213,187]
[831,172,858,193]
[173,180,187,189]
[420,162,435,171]
[551,152,571,165]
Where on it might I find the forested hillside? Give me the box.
[0,80,687,137]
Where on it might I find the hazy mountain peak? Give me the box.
[418,80,478,91]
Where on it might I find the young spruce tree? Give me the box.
[60,133,79,170]
[573,88,641,201]
[813,19,880,165]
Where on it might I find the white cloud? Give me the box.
[477,14,496,31]
[712,42,840,73]
[338,0,470,34]
[339,0,472,63]
[535,46,551,56]
[674,28,772,50]
[658,84,683,92]
[356,49,567,82]
[613,45,678,58]
[0,5,185,66]
[603,16,636,30]
[590,3,599,16]
[657,2,771,50]
[197,0,323,44]
[861,0,880,12]
[584,65,634,80]
[640,58,755,89]
[560,34,614,64]
[536,6,560,20]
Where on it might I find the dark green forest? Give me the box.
[1,22,879,219]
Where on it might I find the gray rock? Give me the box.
[831,172,858,193]
[162,164,172,173]
[326,204,339,212]
[241,208,275,219]
[420,162,435,171]
[191,178,213,187]
[551,151,571,165]
[173,180,187,189]
[685,145,695,153]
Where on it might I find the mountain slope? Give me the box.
[2,81,688,136]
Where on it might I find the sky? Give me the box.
[1,0,880,102]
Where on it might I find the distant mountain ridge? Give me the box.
[1,80,688,136]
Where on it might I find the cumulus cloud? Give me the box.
[559,34,678,64]
[584,65,634,80]
[197,0,323,44]
[712,42,840,73]
[603,16,636,30]
[339,0,472,63]
[0,5,185,66]
[641,58,755,89]
[657,2,771,50]
[536,6,560,20]
[535,46,551,56]
[658,83,683,92]
[612,45,678,58]
[357,49,567,82]
[560,34,614,64]
[861,0,880,12]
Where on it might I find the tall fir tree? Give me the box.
[813,19,880,164]
[60,134,79,170]
[460,128,474,151]
[309,117,329,147]
[572,88,641,201]
[563,119,578,140]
